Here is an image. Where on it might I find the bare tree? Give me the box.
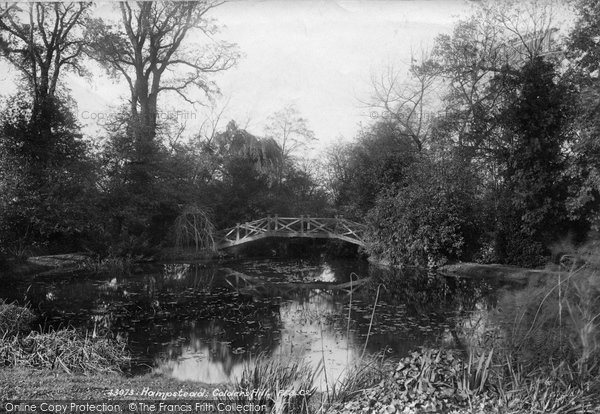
[489,0,563,63]
[414,0,563,159]
[264,104,316,186]
[426,11,508,152]
[368,52,439,151]
[86,1,238,158]
[197,96,231,146]
[264,104,316,161]
[0,2,91,115]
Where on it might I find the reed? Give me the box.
[231,355,319,414]
[463,249,600,412]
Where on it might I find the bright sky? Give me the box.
[0,0,473,151]
[210,0,471,144]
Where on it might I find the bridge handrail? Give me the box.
[214,215,366,248]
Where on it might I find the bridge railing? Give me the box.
[215,216,366,248]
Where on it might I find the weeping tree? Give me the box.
[214,120,283,176]
[174,205,216,253]
[86,1,238,185]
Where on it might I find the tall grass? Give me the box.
[459,246,600,412]
[323,353,387,406]
[231,356,319,414]
[0,301,130,374]
[500,261,600,380]
[0,328,130,374]
[0,299,36,337]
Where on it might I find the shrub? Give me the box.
[366,156,481,267]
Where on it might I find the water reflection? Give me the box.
[156,289,358,390]
[0,257,501,389]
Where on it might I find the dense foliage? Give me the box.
[366,156,481,267]
[0,96,98,255]
[1,0,600,268]
[325,1,600,267]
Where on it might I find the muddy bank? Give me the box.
[366,257,559,285]
[439,262,561,285]
[0,253,91,277]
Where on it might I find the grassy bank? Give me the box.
[0,299,134,398]
[0,368,219,400]
[0,299,222,401]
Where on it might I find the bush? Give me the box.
[366,156,481,267]
[0,95,100,255]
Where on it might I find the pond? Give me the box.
[0,257,506,390]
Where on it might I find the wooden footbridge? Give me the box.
[215,216,366,250]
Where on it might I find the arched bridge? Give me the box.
[215,216,366,249]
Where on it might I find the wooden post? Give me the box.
[300,215,304,234]
[274,215,278,231]
[307,215,311,231]
[267,215,271,231]
[236,223,240,242]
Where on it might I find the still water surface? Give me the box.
[1,258,504,389]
